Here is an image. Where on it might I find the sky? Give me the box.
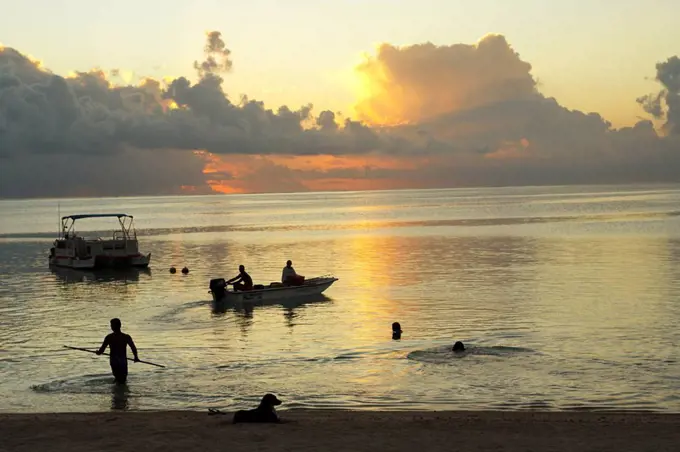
[1,0,680,197]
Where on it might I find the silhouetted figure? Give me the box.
[181,266,189,274]
[452,341,465,352]
[169,267,177,274]
[282,260,305,286]
[392,322,402,340]
[97,318,139,384]
[227,265,253,291]
[232,394,282,423]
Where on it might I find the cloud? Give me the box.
[1,32,679,197]
[193,31,233,78]
[0,147,210,198]
[316,110,339,131]
[0,32,387,161]
[637,56,680,135]
[354,34,537,125]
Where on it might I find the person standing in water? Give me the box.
[96,318,139,384]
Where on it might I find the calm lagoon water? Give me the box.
[1,185,679,413]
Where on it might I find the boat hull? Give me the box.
[51,266,151,283]
[210,276,338,304]
[49,253,151,270]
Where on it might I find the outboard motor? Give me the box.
[209,278,227,301]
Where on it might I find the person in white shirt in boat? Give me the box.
[281,260,305,286]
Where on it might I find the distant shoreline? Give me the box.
[3,410,679,451]
[1,181,679,201]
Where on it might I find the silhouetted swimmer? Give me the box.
[392,322,402,340]
[97,318,139,384]
[452,341,465,352]
[181,266,189,274]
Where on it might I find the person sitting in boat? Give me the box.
[227,265,253,291]
[281,260,305,286]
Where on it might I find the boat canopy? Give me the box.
[62,214,132,221]
[58,213,138,239]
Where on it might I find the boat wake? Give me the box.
[407,344,536,364]
[31,374,137,410]
[150,300,207,323]
[31,373,121,394]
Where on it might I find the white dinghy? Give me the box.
[209,275,338,304]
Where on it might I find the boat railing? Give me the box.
[306,274,337,281]
[112,231,131,241]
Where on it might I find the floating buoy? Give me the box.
[181,266,189,274]
[169,267,177,274]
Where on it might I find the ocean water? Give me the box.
[1,184,679,413]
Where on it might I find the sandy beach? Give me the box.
[2,410,679,452]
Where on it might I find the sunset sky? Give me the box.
[1,0,680,197]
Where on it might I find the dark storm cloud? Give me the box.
[193,31,233,79]
[637,56,680,134]
[1,31,680,197]
[0,33,390,160]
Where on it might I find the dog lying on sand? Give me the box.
[233,393,282,423]
[209,393,283,424]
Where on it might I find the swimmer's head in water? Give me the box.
[392,322,402,340]
[452,341,465,352]
[110,318,122,332]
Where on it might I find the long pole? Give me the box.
[63,345,166,368]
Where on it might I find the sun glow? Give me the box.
[193,150,432,194]
[351,53,412,126]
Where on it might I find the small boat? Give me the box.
[48,213,151,270]
[209,275,338,303]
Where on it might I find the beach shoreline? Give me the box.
[3,409,679,452]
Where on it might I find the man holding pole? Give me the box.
[97,318,139,384]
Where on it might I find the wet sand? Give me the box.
[2,410,679,452]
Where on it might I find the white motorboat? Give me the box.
[48,213,151,270]
[209,275,338,303]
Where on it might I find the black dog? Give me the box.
[232,393,282,424]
